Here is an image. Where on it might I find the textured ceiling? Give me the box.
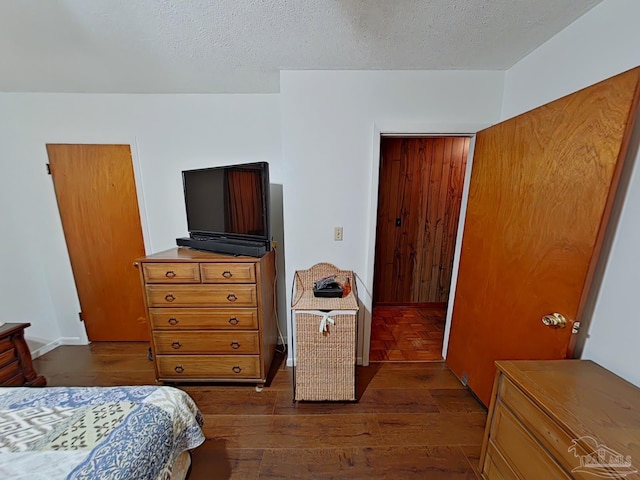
[0,0,603,94]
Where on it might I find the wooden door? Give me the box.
[446,68,640,406]
[47,144,149,341]
[374,137,469,304]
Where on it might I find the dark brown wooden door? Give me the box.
[47,144,149,341]
[447,67,640,406]
[374,137,469,304]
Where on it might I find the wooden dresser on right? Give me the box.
[480,360,640,480]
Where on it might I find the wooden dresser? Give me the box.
[137,247,277,385]
[480,360,640,480]
[0,323,47,386]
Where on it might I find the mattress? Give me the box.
[0,385,205,479]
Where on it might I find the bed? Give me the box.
[0,385,205,480]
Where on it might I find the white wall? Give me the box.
[501,0,640,386]
[0,93,284,350]
[280,70,504,364]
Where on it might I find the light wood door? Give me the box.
[446,67,640,406]
[47,144,149,341]
[374,137,469,304]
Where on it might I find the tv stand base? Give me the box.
[176,237,267,257]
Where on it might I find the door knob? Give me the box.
[542,313,567,328]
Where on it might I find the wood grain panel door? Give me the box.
[373,137,469,304]
[446,67,640,406]
[47,144,149,341]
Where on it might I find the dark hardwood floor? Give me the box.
[370,306,445,362]
[33,343,486,479]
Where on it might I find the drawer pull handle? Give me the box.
[165,270,176,278]
[228,317,239,326]
[168,317,179,326]
[230,341,240,350]
[171,341,182,349]
[174,365,184,373]
[227,293,237,302]
[222,270,233,278]
[165,294,175,302]
[232,366,242,374]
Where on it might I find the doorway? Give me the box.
[47,144,149,341]
[371,136,470,362]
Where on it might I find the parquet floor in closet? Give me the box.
[369,305,446,362]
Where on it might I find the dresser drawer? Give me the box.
[146,285,257,307]
[156,355,261,379]
[200,263,256,284]
[0,337,12,352]
[149,308,258,330]
[143,263,201,283]
[498,376,590,475]
[0,359,23,384]
[491,403,570,479]
[0,348,17,369]
[153,331,260,354]
[482,441,518,480]
[2,372,27,386]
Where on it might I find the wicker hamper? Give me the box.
[291,263,358,401]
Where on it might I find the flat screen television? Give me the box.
[178,162,271,255]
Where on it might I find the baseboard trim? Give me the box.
[28,337,89,359]
[29,339,62,359]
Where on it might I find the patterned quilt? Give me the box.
[0,386,205,480]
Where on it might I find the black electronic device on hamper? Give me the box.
[313,275,344,298]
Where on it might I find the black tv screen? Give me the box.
[182,162,270,248]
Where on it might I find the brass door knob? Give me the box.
[542,313,567,329]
